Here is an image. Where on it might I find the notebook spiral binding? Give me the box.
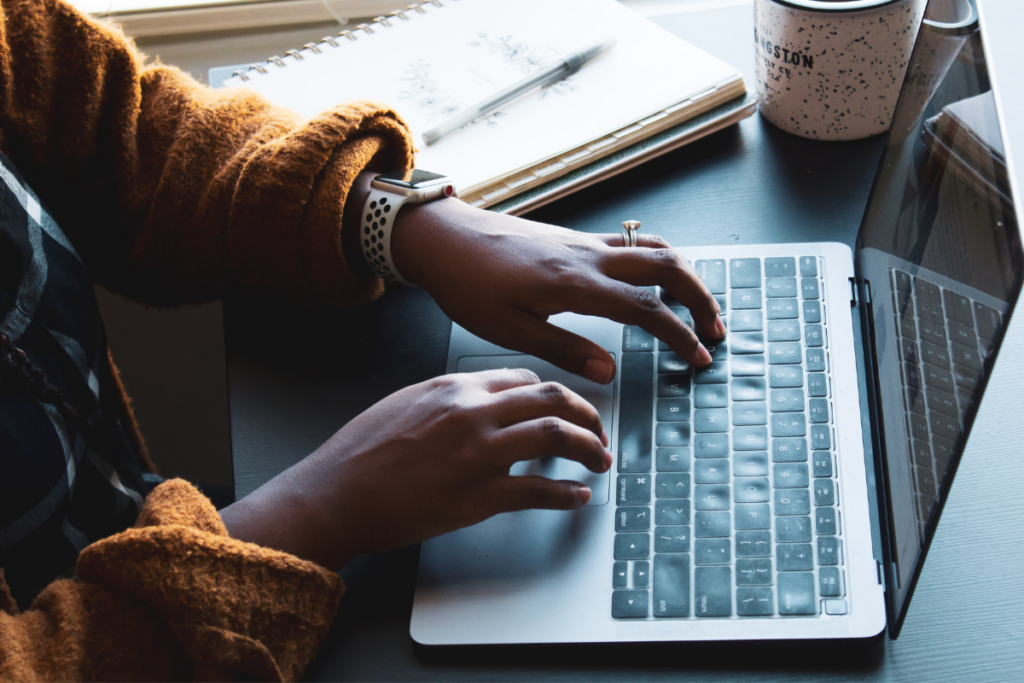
[231,0,444,81]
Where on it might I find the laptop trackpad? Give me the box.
[456,354,613,505]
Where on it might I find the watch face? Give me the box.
[375,169,448,189]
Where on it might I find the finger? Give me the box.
[488,311,618,385]
[594,232,677,250]
[461,367,542,393]
[602,248,723,340]
[488,476,592,513]
[491,417,611,473]
[488,381,605,445]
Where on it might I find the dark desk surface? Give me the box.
[226,5,1024,681]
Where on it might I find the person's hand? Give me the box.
[385,189,726,385]
[220,369,612,570]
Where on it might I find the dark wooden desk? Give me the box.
[227,5,1024,680]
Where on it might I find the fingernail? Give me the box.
[601,428,610,448]
[583,358,615,384]
[716,318,727,337]
[577,486,592,507]
[697,344,713,366]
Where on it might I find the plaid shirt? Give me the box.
[0,154,151,609]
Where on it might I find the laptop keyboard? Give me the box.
[612,256,847,619]
[891,270,999,539]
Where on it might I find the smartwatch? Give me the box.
[360,169,457,286]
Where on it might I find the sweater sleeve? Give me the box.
[0,479,344,682]
[0,0,414,307]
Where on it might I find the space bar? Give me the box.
[617,353,654,473]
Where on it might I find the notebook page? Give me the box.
[224,0,739,192]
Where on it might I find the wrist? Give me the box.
[389,195,470,286]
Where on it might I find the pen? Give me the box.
[421,36,617,146]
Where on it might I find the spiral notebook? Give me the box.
[221,0,750,212]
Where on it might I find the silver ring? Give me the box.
[622,220,640,247]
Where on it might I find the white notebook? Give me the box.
[224,0,745,208]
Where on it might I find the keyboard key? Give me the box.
[910,413,929,441]
[633,561,650,588]
[776,515,812,542]
[715,294,727,312]
[923,364,955,393]
[770,389,805,412]
[656,422,691,446]
[737,587,774,616]
[953,364,980,391]
[815,507,838,535]
[974,302,1001,341]
[734,451,769,476]
[656,447,690,472]
[614,533,650,560]
[658,352,691,374]
[695,460,729,484]
[695,540,731,566]
[656,473,691,499]
[918,319,947,347]
[772,438,807,462]
[622,325,655,352]
[612,589,649,618]
[956,388,976,416]
[802,300,822,323]
[694,484,730,510]
[916,298,944,325]
[812,452,833,478]
[731,310,764,332]
[706,339,728,361]
[902,339,920,365]
[695,511,731,537]
[948,320,977,349]
[778,573,818,615]
[943,290,974,327]
[736,558,773,586]
[809,424,831,450]
[767,298,800,319]
[894,270,912,293]
[929,411,962,442]
[800,256,818,277]
[807,373,827,397]
[730,258,762,288]
[732,356,766,376]
[656,500,691,525]
[765,257,796,277]
[916,467,937,497]
[694,409,729,433]
[905,363,922,390]
[900,315,917,340]
[806,348,826,372]
[731,289,762,309]
[618,353,655,472]
[913,439,933,467]
[926,389,958,418]
[695,566,732,615]
[914,277,941,303]
[653,553,691,617]
[774,463,809,488]
[804,324,824,347]
[732,377,767,401]
[813,479,835,506]
[734,427,768,450]
[693,362,729,384]
[732,402,767,426]
[907,387,926,414]
[951,342,982,371]
[617,475,652,505]
[734,477,770,503]
[819,567,844,597]
[695,259,726,294]
[616,506,651,532]
[658,373,691,397]
[933,435,955,463]
[669,306,693,328]
[734,503,771,529]
[694,433,729,458]
[655,525,691,552]
[731,332,766,354]
[799,278,819,300]
[767,320,801,342]
[769,343,802,364]
[825,599,848,615]
[777,543,814,571]
[657,398,691,422]
[694,385,728,409]
[736,530,772,557]
[765,277,797,298]
[817,537,843,565]
[769,365,803,388]
[808,398,829,423]
[771,413,806,437]
[613,561,628,588]
[775,489,811,515]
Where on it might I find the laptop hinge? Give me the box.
[850,277,859,307]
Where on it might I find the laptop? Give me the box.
[411,0,1022,643]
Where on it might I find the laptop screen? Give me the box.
[855,0,1022,633]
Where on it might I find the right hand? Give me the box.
[220,368,612,570]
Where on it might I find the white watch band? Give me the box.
[360,188,417,287]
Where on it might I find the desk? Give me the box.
[226,4,1024,681]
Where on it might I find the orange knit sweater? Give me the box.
[0,0,416,679]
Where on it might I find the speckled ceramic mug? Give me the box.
[755,0,927,140]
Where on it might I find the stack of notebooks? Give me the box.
[220,0,752,214]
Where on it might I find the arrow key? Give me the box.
[612,589,649,618]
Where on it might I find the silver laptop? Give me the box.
[411,0,1021,643]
